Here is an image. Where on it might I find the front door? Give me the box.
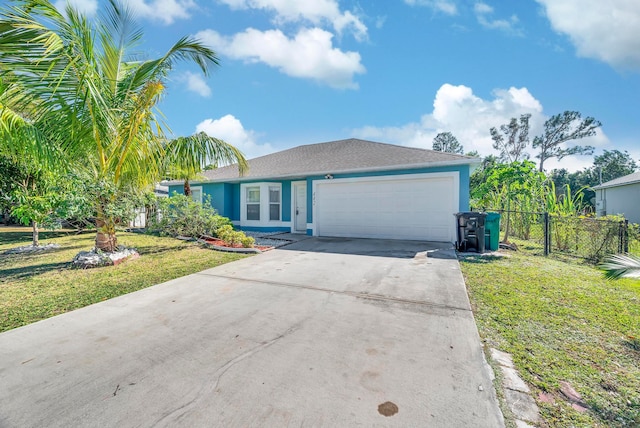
[293,182,307,233]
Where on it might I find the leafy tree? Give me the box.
[432,132,464,154]
[471,160,545,242]
[592,150,638,184]
[0,0,231,252]
[147,193,232,238]
[469,154,499,202]
[533,111,600,172]
[548,168,596,211]
[490,114,531,163]
[163,132,247,197]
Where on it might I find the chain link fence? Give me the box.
[486,209,638,262]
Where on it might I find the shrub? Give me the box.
[215,224,254,248]
[147,193,231,238]
[241,236,255,248]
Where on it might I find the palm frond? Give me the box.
[599,254,640,280]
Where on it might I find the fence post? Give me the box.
[617,220,628,254]
[544,212,550,256]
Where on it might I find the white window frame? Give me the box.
[268,185,281,221]
[240,182,284,227]
[191,186,203,204]
[245,185,261,221]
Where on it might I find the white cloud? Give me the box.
[125,0,195,25]
[404,0,458,16]
[195,114,276,160]
[536,0,640,70]
[352,83,610,172]
[217,0,367,41]
[181,72,211,97]
[54,0,98,16]
[195,28,365,89]
[474,2,522,35]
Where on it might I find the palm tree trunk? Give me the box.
[32,221,39,247]
[95,201,118,252]
[95,218,118,252]
[184,179,192,196]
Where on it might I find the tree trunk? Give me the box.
[184,179,192,196]
[32,221,39,247]
[502,183,512,243]
[95,218,118,252]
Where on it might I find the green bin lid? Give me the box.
[485,212,501,220]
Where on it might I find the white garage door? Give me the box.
[315,173,457,242]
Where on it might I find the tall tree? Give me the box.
[533,111,600,172]
[0,0,232,252]
[490,114,531,163]
[163,132,248,197]
[432,132,464,154]
[592,150,638,184]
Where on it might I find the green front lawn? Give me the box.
[460,242,640,427]
[0,227,247,332]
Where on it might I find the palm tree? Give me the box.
[164,132,248,197]
[0,0,228,252]
[600,254,640,280]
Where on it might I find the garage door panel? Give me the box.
[316,176,456,242]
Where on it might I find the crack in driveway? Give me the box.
[197,272,471,313]
[152,293,331,426]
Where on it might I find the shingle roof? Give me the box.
[592,171,640,190]
[175,138,478,184]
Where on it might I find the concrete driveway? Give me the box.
[0,237,504,427]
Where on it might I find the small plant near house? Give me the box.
[147,194,231,239]
[216,225,255,248]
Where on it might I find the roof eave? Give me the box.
[187,158,480,185]
[592,179,640,190]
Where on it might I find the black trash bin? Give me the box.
[455,212,487,252]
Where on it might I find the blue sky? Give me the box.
[52,0,640,170]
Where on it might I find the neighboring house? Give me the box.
[166,138,480,242]
[592,171,640,224]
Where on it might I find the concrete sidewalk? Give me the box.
[0,237,504,427]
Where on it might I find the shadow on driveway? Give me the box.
[278,236,455,259]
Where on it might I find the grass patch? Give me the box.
[460,241,640,427]
[0,226,247,332]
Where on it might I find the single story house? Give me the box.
[592,171,640,224]
[167,138,480,242]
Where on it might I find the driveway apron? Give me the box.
[0,237,504,427]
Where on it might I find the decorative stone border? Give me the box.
[196,239,263,254]
[72,247,140,268]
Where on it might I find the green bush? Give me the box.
[216,224,254,248]
[147,193,231,238]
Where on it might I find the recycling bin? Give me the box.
[455,212,486,253]
[484,212,501,251]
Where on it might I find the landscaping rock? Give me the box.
[559,381,590,412]
[504,389,541,424]
[73,247,139,268]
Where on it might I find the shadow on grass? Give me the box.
[0,229,94,246]
[1,244,87,260]
[457,254,505,264]
[0,261,72,282]
[134,244,188,256]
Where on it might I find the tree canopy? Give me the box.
[490,114,531,163]
[432,132,464,154]
[0,0,246,251]
[533,111,600,172]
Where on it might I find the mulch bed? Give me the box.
[202,237,273,252]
